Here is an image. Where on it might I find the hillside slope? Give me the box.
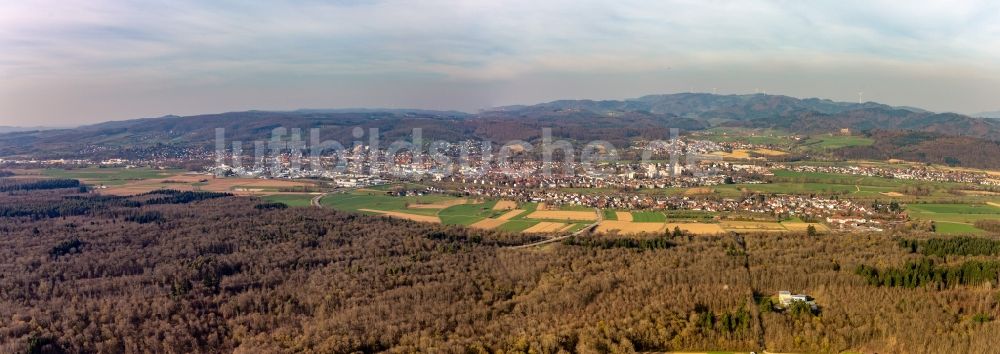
[2,94,998,162]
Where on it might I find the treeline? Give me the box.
[139,189,231,205]
[855,258,1000,289]
[0,178,79,192]
[900,237,1000,257]
[0,170,13,177]
[898,184,935,196]
[0,199,94,219]
[0,188,231,220]
[49,238,84,258]
[124,211,163,224]
[0,187,760,353]
[974,220,1000,233]
[563,235,676,250]
[253,202,288,210]
[0,190,119,219]
[767,174,899,188]
[6,186,1000,353]
[694,305,753,334]
[663,210,717,221]
[424,228,542,247]
[836,131,1000,169]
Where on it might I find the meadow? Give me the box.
[43,167,185,185]
[798,135,874,150]
[630,211,667,222]
[438,200,503,225]
[319,195,595,233]
[906,203,1000,234]
[699,127,798,146]
[320,192,457,217]
[262,194,315,207]
[934,222,985,235]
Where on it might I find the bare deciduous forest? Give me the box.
[1,180,999,353]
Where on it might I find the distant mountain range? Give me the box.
[0,125,65,134]
[492,93,897,116]
[974,111,1000,119]
[490,93,1000,140]
[2,93,999,167]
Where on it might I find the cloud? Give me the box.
[1,0,999,124]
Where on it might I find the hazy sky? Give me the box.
[2,0,999,126]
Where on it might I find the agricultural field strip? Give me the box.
[905,203,1000,232]
[595,218,826,235]
[492,200,518,210]
[525,210,598,221]
[522,222,568,233]
[326,193,837,234]
[357,209,441,223]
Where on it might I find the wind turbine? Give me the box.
[858,92,864,104]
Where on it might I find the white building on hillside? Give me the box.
[778,290,817,310]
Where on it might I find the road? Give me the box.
[507,207,602,249]
[310,193,327,208]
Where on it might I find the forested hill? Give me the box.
[2,179,1000,352]
[1,93,998,159]
[493,93,1000,140]
[834,130,1000,169]
[490,93,897,117]
[0,109,706,158]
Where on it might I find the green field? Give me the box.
[770,169,946,188]
[631,211,667,222]
[321,192,544,228]
[602,209,619,220]
[43,167,185,186]
[663,210,718,221]
[908,203,1000,215]
[715,182,906,197]
[934,222,985,235]
[565,187,692,197]
[552,204,594,211]
[577,167,977,200]
[799,135,874,150]
[496,220,540,232]
[598,167,965,199]
[262,194,315,207]
[507,202,539,220]
[439,215,483,225]
[907,203,1000,223]
[700,127,797,146]
[366,182,429,191]
[438,201,504,225]
[741,169,966,198]
[320,192,455,216]
[906,203,1000,234]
